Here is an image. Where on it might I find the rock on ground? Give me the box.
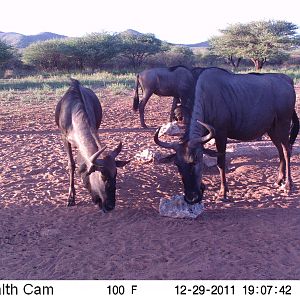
[158,121,182,137]
[159,195,205,219]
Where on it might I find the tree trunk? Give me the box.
[236,57,242,68]
[228,56,242,70]
[78,58,84,72]
[251,58,265,71]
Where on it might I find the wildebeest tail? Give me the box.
[133,74,140,111]
[290,110,299,145]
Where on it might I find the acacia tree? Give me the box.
[23,39,73,71]
[151,44,196,67]
[168,45,195,66]
[79,33,121,71]
[209,20,298,70]
[0,40,14,65]
[119,32,162,69]
[23,33,121,71]
[209,24,245,69]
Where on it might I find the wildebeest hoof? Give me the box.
[215,188,229,201]
[92,196,101,205]
[277,182,292,194]
[214,191,231,202]
[67,198,75,207]
[274,179,285,188]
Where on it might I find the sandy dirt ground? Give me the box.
[0,86,300,280]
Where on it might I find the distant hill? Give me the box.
[120,29,142,36]
[120,29,209,48]
[0,31,67,48]
[0,29,208,49]
[185,41,209,48]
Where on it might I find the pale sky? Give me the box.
[1,0,299,44]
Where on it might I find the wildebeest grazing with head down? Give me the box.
[133,66,195,128]
[155,68,299,204]
[55,79,129,212]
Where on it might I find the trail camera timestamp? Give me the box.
[243,285,292,296]
[175,284,293,297]
[175,284,235,296]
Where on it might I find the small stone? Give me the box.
[134,149,155,163]
[158,122,182,137]
[159,195,204,219]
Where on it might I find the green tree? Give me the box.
[209,20,298,70]
[78,33,121,71]
[0,40,14,65]
[23,33,121,71]
[150,44,195,67]
[119,32,162,69]
[168,45,195,66]
[209,25,244,69]
[23,39,72,71]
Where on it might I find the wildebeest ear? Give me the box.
[203,148,221,157]
[158,153,176,163]
[116,160,130,168]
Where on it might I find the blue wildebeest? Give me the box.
[154,67,299,204]
[55,79,129,212]
[133,66,195,128]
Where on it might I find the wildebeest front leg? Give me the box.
[63,139,76,206]
[169,97,180,121]
[216,138,229,201]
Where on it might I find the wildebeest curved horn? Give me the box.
[198,121,215,143]
[188,121,215,147]
[89,146,107,164]
[154,127,179,150]
[111,141,122,158]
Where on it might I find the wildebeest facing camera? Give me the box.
[55,79,129,212]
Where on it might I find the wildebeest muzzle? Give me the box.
[184,183,205,205]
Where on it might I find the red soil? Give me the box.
[0,88,300,279]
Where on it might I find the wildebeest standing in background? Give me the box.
[155,68,299,204]
[133,66,195,128]
[55,79,129,212]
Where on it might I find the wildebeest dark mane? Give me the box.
[68,79,85,105]
[191,67,231,81]
[180,117,206,144]
[68,78,97,128]
[191,67,205,73]
[198,67,231,74]
[248,72,265,76]
[168,65,190,72]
